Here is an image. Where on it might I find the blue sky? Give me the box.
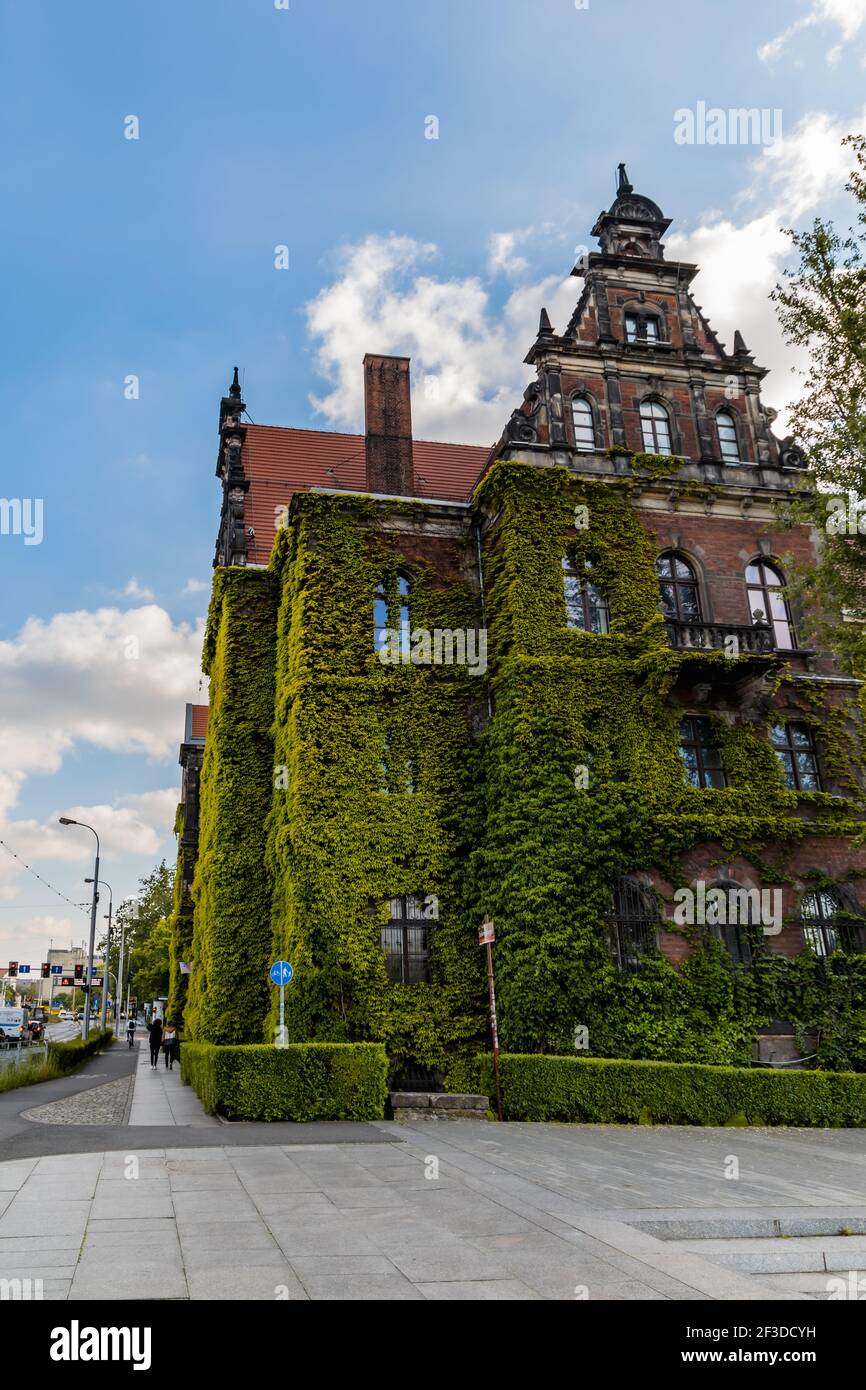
[2,0,865,969]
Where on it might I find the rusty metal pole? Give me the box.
[485,940,504,1122]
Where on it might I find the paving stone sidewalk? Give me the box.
[1,1121,865,1300]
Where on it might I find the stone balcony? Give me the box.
[664,619,775,655]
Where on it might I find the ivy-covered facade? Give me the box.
[173,167,866,1077]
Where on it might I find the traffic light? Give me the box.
[41,962,50,978]
[74,963,83,981]
[8,961,17,977]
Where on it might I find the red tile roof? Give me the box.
[241,425,492,565]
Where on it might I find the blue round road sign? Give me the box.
[269,960,293,985]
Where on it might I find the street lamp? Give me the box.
[59,817,99,1039]
[87,877,114,1031]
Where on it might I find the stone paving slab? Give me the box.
[1,1123,865,1299]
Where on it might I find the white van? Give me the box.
[0,1007,31,1045]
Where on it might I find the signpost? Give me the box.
[269,960,293,1048]
[478,916,503,1122]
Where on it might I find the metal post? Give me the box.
[279,980,285,1044]
[100,912,112,1031]
[58,819,100,1041]
[485,941,504,1123]
[116,914,126,1028]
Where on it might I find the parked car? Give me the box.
[28,1019,44,1041]
[57,1009,74,1022]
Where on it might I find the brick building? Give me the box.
[174,167,866,1074]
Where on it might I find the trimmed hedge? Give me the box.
[180,1042,388,1121]
[47,1029,114,1074]
[477,1053,866,1127]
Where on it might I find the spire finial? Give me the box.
[229,366,241,400]
[537,306,553,337]
[617,163,633,196]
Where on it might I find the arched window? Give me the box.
[562,557,610,634]
[381,893,437,983]
[746,559,794,650]
[801,887,841,957]
[801,886,866,955]
[707,880,758,966]
[606,878,657,973]
[639,400,672,455]
[716,410,740,463]
[571,397,596,451]
[656,552,701,622]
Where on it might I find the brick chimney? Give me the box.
[363,354,414,495]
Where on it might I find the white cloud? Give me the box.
[182,577,208,594]
[760,0,866,65]
[487,230,529,277]
[305,234,578,445]
[121,578,156,601]
[0,600,203,866]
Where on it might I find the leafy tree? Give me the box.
[772,134,866,673]
[100,860,173,1008]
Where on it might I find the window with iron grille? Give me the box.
[746,559,795,650]
[770,722,821,792]
[606,878,658,972]
[801,886,866,955]
[571,397,596,451]
[716,410,740,463]
[381,894,435,983]
[656,552,701,622]
[679,716,726,789]
[639,400,672,455]
[562,557,610,633]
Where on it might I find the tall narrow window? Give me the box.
[373,573,412,655]
[562,557,610,634]
[709,881,756,966]
[746,560,794,650]
[381,894,436,983]
[643,317,659,344]
[770,722,821,792]
[606,878,657,972]
[679,716,726,789]
[801,888,840,957]
[639,400,672,455]
[716,410,740,463]
[571,398,595,451]
[656,552,701,622]
[373,580,389,656]
[625,313,639,343]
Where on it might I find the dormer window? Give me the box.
[571,397,596,451]
[716,411,740,463]
[625,312,661,345]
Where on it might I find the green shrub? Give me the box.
[180,1041,388,1121]
[47,1029,114,1074]
[477,1053,866,1127]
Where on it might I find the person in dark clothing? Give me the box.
[148,1016,163,1069]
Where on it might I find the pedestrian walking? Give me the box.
[148,1015,163,1069]
[162,1020,178,1070]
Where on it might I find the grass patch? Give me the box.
[0,1030,114,1096]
